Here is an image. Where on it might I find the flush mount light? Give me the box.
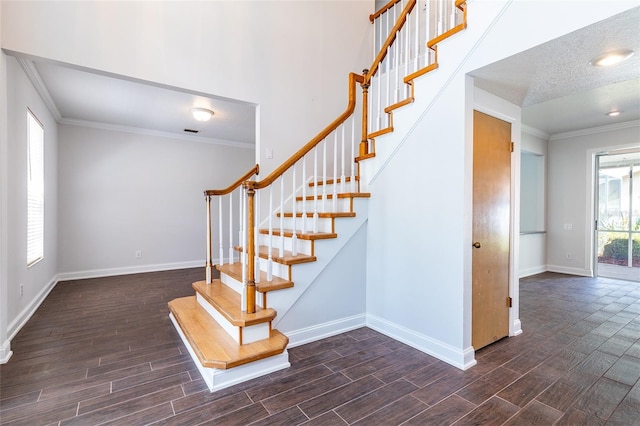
[191,107,214,122]
[589,49,634,67]
[606,110,622,117]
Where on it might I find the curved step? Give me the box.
[168,296,288,369]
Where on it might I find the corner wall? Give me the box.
[4,56,59,345]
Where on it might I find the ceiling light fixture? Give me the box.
[191,107,214,122]
[589,49,634,67]
[606,110,622,117]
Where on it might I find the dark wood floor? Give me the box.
[1,270,639,425]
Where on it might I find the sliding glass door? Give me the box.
[595,151,640,281]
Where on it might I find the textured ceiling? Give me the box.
[471,6,640,136]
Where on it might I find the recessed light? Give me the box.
[606,110,622,117]
[589,49,634,67]
[191,107,214,122]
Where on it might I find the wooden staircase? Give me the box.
[169,179,370,392]
[169,0,468,393]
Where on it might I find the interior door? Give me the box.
[472,110,511,350]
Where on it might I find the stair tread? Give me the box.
[259,228,337,240]
[169,296,288,369]
[277,212,356,218]
[297,192,371,201]
[216,263,294,293]
[308,176,358,187]
[192,280,276,326]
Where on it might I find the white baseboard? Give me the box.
[0,339,12,364]
[366,314,476,370]
[7,274,58,342]
[285,314,367,348]
[518,265,548,278]
[547,265,593,277]
[57,260,204,281]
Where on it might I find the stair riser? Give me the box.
[274,217,334,233]
[295,198,353,213]
[196,293,270,344]
[307,181,357,195]
[257,234,313,256]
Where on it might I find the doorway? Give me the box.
[472,110,512,350]
[595,150,640,282]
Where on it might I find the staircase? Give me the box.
[169,179,370,391]
[169,0,468,392]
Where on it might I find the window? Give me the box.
[27,110,44,266]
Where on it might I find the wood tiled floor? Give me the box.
[1,270,639,425]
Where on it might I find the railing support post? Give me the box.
[245,182,257,314]
[360,69,370,157]
[205,194,213,284]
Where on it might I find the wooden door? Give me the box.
[472,110,511,350]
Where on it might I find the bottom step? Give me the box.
[168,296,290,391]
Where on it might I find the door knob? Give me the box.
[472,242,481,248]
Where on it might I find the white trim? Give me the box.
[0,341,12,364]
[366,314,477,370]
[547,264,593,277]
[519,265,548,278]
[286,314,366,348]
[550,120,640,141]
[7,274,58,341]
[57,260,203,281]
[59,118,255,150]
[15,57,62,121]
[522,124,549,140]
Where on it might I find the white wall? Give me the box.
[0,4,12,361]
[4,56,59,347]
[364,0,639,369]
[1,1,373,177]
[57,124,254,278]
[547,121,640,276]
[519,128,548,277]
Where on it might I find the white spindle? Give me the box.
[302,156,308,234]
[279,176,284,258]
[218,197,223,266]
[254,189,260,284]
[404,14,410,98]
[228,191,234,265]
[291,164,298,256]
[350,118,356,193]
[426,0,431,52]
[313,147,319,233]
[438,0,443,35]
[241,187,247,311]
[332,133,338,212]
[414,2,420,71]
[322,139,327,212]
[268,185,273,281]
[340,125,346,193]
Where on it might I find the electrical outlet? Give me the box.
[135,250,142,259]
[20,283,23,298]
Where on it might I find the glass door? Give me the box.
[595,151,640,281]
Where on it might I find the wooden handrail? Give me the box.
[252,72,364,190]
[205,164,260,196]
[369,0,403,23]
[364,0,417,85]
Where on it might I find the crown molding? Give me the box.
[59,118,255,150]
[521,124,550,140]
[15,58,62,122]
[549,120,640,141]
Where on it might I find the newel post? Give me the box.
[205,193,213,284]
[244,182,257,314]
[360,68,370,157]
